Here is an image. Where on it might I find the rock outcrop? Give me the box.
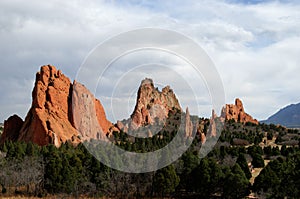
[130,78,181,129]
[222,98,258,125]
[185,107,193,137]
[95,98,113,134]
[208,109,217,137]
[72,81,109,141]
[18,65,79,147]
[116,120,128,133]
[200,132,206,144]
[0,114,23,144]
[2,65,112,147]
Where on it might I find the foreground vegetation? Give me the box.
[0,120,299,199]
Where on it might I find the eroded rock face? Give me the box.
[201,132,206,144]
[185,107,193,137]
[95,98,112,135]
[116,120,128,133]
[0,114,23,144]
[222,98,258,125]
[18,65,80,147]
[2,65,112,147]
[72,81,108,140]
[208,109,217,137]
[130,78,181,129]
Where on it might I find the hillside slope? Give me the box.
[262,102,300,128]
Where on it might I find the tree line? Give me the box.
[0,120,299,198]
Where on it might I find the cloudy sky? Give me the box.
[0,0,299,123]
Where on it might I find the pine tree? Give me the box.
[252,153,264,168]
[190,158,211,197]
[223,164,250,199]
[153,165,179,197]
[236,153,252,179]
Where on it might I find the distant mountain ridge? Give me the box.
[262,102,300,128]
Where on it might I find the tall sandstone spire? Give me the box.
[130,78,182,129]
[185,107,193,137]
[1,65,112,147]
[18,65,79,146]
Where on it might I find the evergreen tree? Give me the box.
[153,165,179,197]
[236,153,252,179]
[223,164,250,199]
[251,153,264,168]
[208,158,224,194]
[179,151,199,190]
[253,165,280,194]
[190,158,211,197]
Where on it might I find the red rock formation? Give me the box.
[208,109,217,137]
[130,78,181,129]
[0,114,23,144]
[222,98,258,125]
[196,120,207,144]
[185,107,193,137]
[18,65,80,147]
[72,81,109,140]
[95,98,112,134]
[1,65,112,147]
[116,120,125,130]
[116,120,128,133]
[201,132,206,144]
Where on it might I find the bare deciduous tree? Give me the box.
[0,156,44,195]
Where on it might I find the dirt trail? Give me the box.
[250,160,270,185]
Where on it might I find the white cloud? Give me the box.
[0,0,299,122]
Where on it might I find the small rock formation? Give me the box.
[130,78,181,129]
[147,130,153,138]
[201,132,206,144]
[196,120,207,144]
[185,107,193,137]
[2,65,112,147]
[208,109,217,137]
[0,114,24,144]
[222,98,258,125]
[116,120,128,133]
